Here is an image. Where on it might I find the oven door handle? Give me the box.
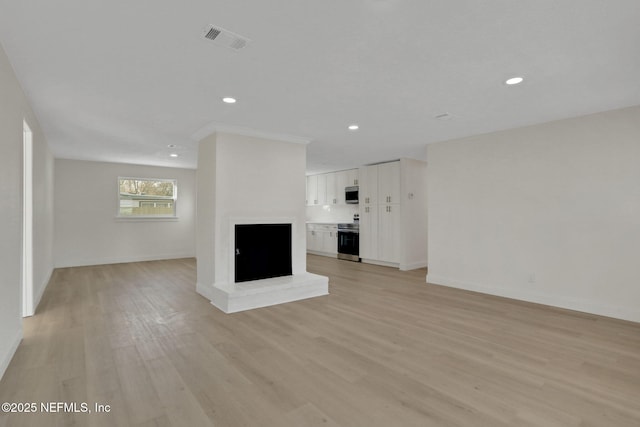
[338,230,360,234]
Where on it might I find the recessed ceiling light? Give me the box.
[348,124,359,130]
[505,77,524,85]
[167,144,177,148]
[222,97,237,104]
[169,153,179,158]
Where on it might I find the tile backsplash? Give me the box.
[306,204,359,223]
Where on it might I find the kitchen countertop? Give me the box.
[305,222,342,225]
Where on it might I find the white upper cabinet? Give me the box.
[346,169,359,186]
[307,169,359,206]
[377,161,400,204]
[306,175,318,206]
[335,170,348,204]
[316,174,327,205]
[307,174,328,205]
[359,165,378,205]
[325,173,337,205]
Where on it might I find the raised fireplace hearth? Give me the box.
[199,216,328,313]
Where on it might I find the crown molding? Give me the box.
[192,122,311,145]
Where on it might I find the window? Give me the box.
[118,177,177,218]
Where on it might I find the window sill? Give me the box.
[115,216,179,222]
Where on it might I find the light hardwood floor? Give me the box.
[1,255,639,426]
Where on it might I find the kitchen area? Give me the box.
[306,158,428,271]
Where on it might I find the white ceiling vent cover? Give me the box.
[434,113,454,121]
[203,25,250,51]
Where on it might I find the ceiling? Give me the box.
[1,1,639,173]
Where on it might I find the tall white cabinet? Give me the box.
[359,159,427,270]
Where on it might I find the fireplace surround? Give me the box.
[195,130,328,313]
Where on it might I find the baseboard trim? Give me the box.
[208,273,329,314]
[196,281,215,301]
[306,250,337,258]
[400,261,427,271]
[361,259,399,269]
[0,328,23,381]
[55,253,196,268]
[32,267,53,314]
[427,274,640,323]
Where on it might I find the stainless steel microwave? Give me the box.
[345,186,359,204]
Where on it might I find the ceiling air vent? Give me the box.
[434,113,453,121]
[203,25,250,51]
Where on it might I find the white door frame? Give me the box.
[23,120,34,317]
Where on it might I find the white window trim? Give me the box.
[115,216,180,222]
[116,176,178,220]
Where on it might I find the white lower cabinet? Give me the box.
[360,204,399,264]
[306,224,338,257]
[359,205,378,260]
[322,229,338,254]
[306,228,321,252]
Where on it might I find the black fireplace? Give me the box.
[234,224,292,283]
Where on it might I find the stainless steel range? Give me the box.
[337,221,360,262]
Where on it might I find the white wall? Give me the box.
[54,159,196,267]
[32,126,55,310]
[196,134,216,294]
[0,42,54,379]
[427,106,640,322]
